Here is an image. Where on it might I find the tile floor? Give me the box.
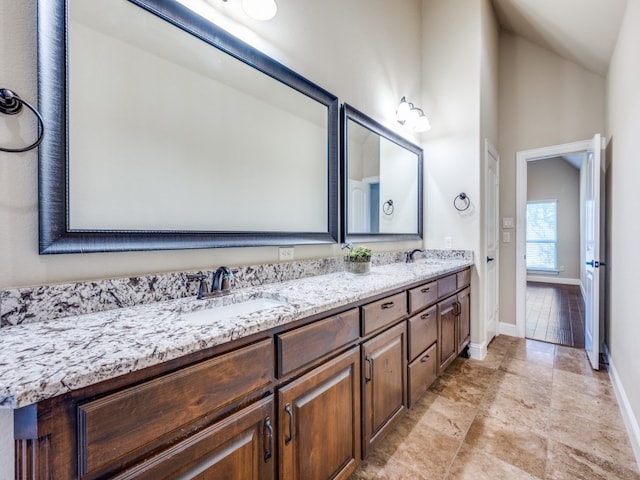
[349,335,640,479]
[526,282,585,347]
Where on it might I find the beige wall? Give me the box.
[527,157,581,280]
[0,0,423,290]
[421,0,499,350]
[498,33,606,326]
[606,0,640,458]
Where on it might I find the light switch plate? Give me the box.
[503,217,514,229]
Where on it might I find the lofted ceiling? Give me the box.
[491,0,628,77]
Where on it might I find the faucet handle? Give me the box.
[186,273,209,300]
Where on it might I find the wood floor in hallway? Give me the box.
[349,336,639,479]
[526,282,585,347]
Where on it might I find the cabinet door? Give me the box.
[457,287,471,354]
[361,321,407,458]
[278,347,361,480]
[113,396,275,480]
[438,296,458,375]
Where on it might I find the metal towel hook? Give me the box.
[0,88,45,153]
[453,192,471,211]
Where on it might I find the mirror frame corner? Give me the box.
[340,103,423,244]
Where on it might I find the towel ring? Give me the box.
[382,199,394,215]
[0,88,45,153]
[453,192,470,212]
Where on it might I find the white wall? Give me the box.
[527,157,581,280]
[0,0,423,290]
[498,33,606,327]
[606,0,640,460]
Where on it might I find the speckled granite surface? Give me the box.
[0,252,472,409]
[0,250,469,327]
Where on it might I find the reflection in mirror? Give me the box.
[341,104,423,243]
[38,0,338,253]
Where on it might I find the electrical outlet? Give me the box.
[503,217,514,229]
[279,247,294,261]
[444,236,452,249]
[503,231,511,243]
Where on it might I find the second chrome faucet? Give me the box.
[187,266,233,299]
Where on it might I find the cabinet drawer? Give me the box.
[77,339,274,478]
[457,269,471,289]
[276,308,360,377]
[407,281,437,314]
[408,305,437,362]
[408,343,437,407]
[437,274,457,299]
[362,292,407,336]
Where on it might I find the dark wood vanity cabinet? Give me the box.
[13,267,472,480]
[278,347,361,480]
[457,287,471,354]
[113,396,275,480]
[361,321,407,457]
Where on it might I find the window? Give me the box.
[526,200,557,271]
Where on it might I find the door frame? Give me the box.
[515,138,594,337]
[484,139,500,347]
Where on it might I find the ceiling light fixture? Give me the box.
[395,96,431,133]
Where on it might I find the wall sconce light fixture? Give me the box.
[396,96,431,133]
[222,0,277,20]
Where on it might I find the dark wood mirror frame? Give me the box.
[37,0,339,254]
[340,103,423,244]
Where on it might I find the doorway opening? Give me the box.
[515,136,603,364]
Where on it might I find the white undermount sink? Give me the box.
[180,297,286,326]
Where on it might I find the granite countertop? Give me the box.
[0,259,472,409]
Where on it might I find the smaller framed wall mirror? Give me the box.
[341,104,423,243]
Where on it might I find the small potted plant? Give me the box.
[342,244,372,275]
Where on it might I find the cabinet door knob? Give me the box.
[421,287,431,293]
[381,301,395,309]
[284,404,293,445]
[420,355,430,363]
[264,417,273,462]
[420,312,431,320]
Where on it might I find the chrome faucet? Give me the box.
[405,248,427,263]
[186,266,233,299]
[212,266,232,293]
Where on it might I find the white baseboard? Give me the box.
[468,342,487,360]
[499,322,519,337]
[605,346,640,470]
[527,275,581,286]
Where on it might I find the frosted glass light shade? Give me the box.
[395,97,411,123]
[414,113,431,132]
[242,0,277,20]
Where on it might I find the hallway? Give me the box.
[350,336,639,479]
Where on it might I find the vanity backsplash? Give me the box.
[0,250,472,327]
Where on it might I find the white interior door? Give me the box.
[584,133,602,370]
[485,141,499,343]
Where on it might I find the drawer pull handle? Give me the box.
[420,312,431,320]
[365,356,373,383]
[284,404,293,445]
[420,355,430,363]
[381,301,395,309]
[264,417,273,462]
[421,287,431,293]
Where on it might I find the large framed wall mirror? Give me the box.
[38,0,339,254]
[341,104,423,243]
